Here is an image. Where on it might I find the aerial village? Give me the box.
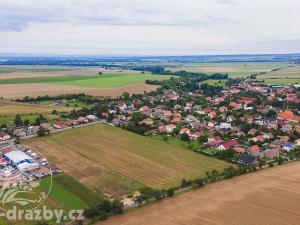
[0,78,300,188]
[106,80,300,166]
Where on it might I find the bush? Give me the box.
[166,188,175,197]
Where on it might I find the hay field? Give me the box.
[100,161,300,225]
[23,124,231,196]
[0,101,72,116]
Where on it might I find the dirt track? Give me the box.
[99,162,300,225]
[0,83,158,99]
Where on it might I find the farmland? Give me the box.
[99,161,300,225]
[59,73,170,88]
[23,124,231,196]
[0,73,167,87]
[0,75,99,84]
[263,78,300,85]
[168,62,294,77]
[0,71,169,99]
[40,174,103,210]
[0,83,159,99]
[0,101,72,116]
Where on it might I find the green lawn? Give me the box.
[40,174,103,210]
[0,115,50,125]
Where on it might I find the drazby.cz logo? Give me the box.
[0,150,52,211]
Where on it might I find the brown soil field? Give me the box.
[99,161,300,225]
[23,124,230,196]
[0,101,72,116]
[0,83,158,99]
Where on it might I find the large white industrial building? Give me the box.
[4,151,39,171]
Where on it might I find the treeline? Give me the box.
[131,65,166,74]
[160,70,229,81]
[15,93,100,104]
[84,199,123,221]
[145,80,164,85]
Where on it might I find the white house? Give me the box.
[220,122,232,130]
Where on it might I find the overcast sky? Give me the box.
[0,0,299,55]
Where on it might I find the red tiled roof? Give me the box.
[250,145,260,152]
[240,97,257,103]
[222,139,238,149]
[278,111,300,122]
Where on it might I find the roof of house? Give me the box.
[221,139,238,149]
[240,97,257,102]
[250,145,260,152]
[278,111,300,122]
[239,156,256,164]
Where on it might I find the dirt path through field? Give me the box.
[99,162,300,225]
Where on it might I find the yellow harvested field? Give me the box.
[23,124,231,196]
[99,162,300,225]
[0,101,72,116]
[0,83,158,99]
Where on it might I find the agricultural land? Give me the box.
[23,124,232,196]
[99,161,300,225]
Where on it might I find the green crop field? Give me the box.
[40,174,103,210]
[24,124,232,196]
[0,73,170,88]
[59,73,170,88]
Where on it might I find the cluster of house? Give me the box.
[105,80,300,165]
[0,115,99,140]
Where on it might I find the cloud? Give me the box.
[0,0,299,55]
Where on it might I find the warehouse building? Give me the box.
[4,151,39,171]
